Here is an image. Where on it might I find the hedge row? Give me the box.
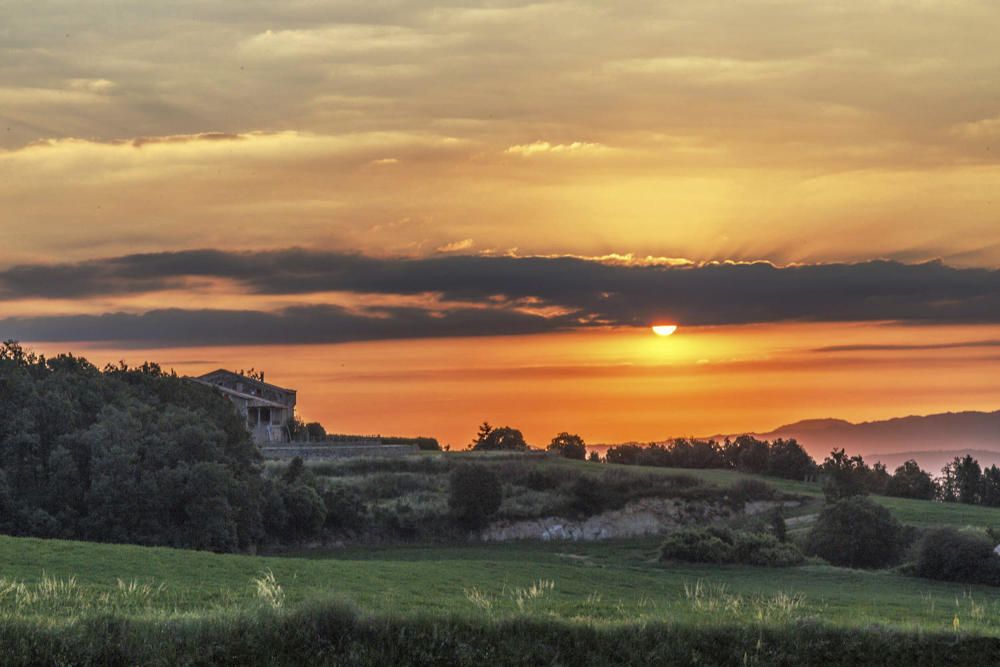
[2,599,1000,666]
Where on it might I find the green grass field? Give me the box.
[4,523,1000,636]
[5,458,1000,664]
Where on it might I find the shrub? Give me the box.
[520,468,563,492]
[729,479,777,504]
[660,527,804,567]
[321,487,368,534]
[768,508,787,542]
[914,527,1000,585]
[806,496,904,568]
[568,477,614,516]
[660,527,734,564]
[280,484,327,542]
[448,465,502,529]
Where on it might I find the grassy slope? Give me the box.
[570,459,1000,530]
[5,457,1000,638]
[4,533,1000,636]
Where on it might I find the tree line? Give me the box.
[470,420,1000,508]
[0,342,331,552]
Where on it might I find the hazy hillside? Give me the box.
[862,449,1000,474]
[593,410,1000,470]
[760,410,1000,459]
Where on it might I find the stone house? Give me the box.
[194,369,296,444]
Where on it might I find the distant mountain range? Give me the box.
[592,410,1000,473]
[752,410,1000,462]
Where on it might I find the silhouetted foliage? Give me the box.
[604,436,816,482]
[915,527,1000,585]
[547,432,587,460]
[448,465,502,529]
[806,496,904,568]
[821,449,872,501]
[885,460,938,500]
[0,342,326,551]
[471,424,529,452]
[305,422,327,441]
[939,455,982,504]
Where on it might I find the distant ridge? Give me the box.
[758,410,1000,458]
[862,449,1000,474]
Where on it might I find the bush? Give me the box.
[520,468,563,492]
[280,484,327,542]
[448,465,502,529]
[729,478,778,504]
[806,496,904,568]
[660,527,734,563]
[322,487,368,534]
[914,527,1000,585]
[660,527,803,567]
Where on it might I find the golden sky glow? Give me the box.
[25,322,1000,451]
[4,1,1000,447]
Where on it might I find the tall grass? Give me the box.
[1,597,1000,666]
[0,574,167,616]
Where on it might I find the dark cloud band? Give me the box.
[1,249,998,345]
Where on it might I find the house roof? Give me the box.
[189,378,290,409]
[196,368,296,395]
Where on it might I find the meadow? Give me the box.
[5,457,1000,664]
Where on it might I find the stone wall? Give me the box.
[479,498,801,543]
[260,443,421,460]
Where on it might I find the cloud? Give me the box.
[436,239,474,253]
[238,25,444,59]
[952,117,1000,140]
[505,141,607,157]
[813,340,1000,353]
[2,250,1000,346]
[0,304,570,347]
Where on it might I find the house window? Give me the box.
[259,407,270,424]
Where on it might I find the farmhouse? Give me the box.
[194,369,296,444]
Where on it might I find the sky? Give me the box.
[3,1,1000,448]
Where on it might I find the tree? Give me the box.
[821,449,869,502]
[587,450,602,463]
[982,465,1000,507]
[0,343,270,552]
[472,425,529,451]
[734,436,769,474]
[448,465,502,529]
[279,483,327,542]
[805,496,904,568]
[865,462,891,495]
[765,439,815,481]
[305,422,327,441]
[953,455,983,504]
[471,421,493,448]
[885,460,937,500]
[547,432,587,460]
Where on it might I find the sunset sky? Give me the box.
[3,1,1000,447]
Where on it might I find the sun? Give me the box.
[652,324,678,337]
